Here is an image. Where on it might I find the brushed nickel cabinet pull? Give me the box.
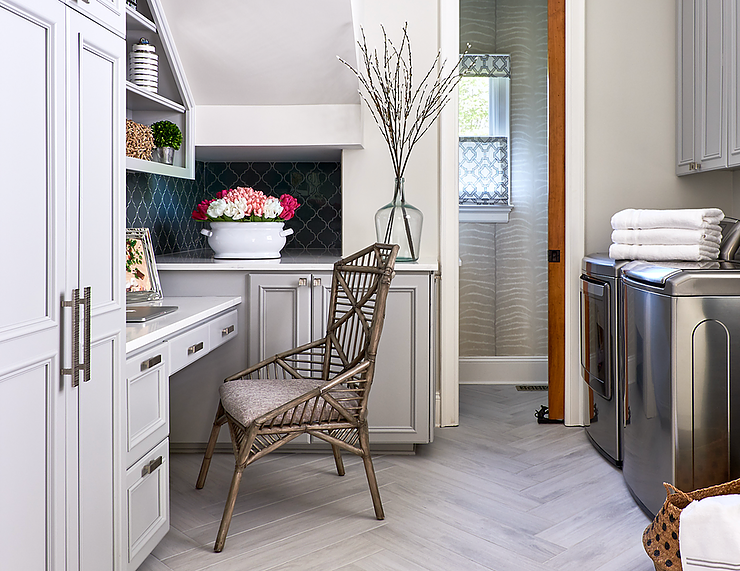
[298,277,308,287]
[81,287,91,382]
[141,455,163,477]
[313,277,322,287]
[140,354,162,372]
[221,325,235,336]
[62,289,81,387]
[188,341,204,355]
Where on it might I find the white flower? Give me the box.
[207,199,226,218]
[263,197,284,219]
[223,201,243,220]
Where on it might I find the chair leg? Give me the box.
[331,444,345,476]
[196,402,226,489]
[214,464,245,552]
[359,424,384,520]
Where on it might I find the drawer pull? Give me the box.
[298,277,308,287]
[187,341,204,355]
[313,277,322,287]
[141,455,163,477]
[140,354,162,372]
[221,324,235,336]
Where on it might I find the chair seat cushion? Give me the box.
[220,378,349,428]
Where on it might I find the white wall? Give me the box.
[585,1,734,253]
[342,0,441,259]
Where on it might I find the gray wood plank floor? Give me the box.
[141,385,655,571]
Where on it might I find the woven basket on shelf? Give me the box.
[126,119,154,160]
[643,478,740,571]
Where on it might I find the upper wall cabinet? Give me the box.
[677,0,740,175]
[63,0,125,36]
[126,0,194,179]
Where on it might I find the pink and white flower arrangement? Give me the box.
[192,187,300,223]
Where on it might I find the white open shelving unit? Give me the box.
[126,0,195,179]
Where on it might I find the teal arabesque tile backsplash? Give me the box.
[126,161,342,255]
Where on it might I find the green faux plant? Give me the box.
[150,120,182,150]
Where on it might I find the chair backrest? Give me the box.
[321,243,398,385]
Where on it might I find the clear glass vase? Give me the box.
[374,178,423,261]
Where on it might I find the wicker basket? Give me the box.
[126,119,154,160]
[643,478,740,570]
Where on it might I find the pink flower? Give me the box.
[279,194,300,220]
[191,199,213,220]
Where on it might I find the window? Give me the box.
[459,55,511,222]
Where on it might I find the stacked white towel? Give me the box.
[608,208,724,261]
[679,494,740,570]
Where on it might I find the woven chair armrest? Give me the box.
[319,360,371,394]
[224,338,328,382]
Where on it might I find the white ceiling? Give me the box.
[159,0,360,106]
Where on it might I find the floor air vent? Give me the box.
[516,385,548,391]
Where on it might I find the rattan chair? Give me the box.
[196,243,399,552]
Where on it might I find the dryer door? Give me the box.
[580,275,613,399]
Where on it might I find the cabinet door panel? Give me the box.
[697,0,726,169]
[369,274,432,443]
[729,1,740,166]
[677,0,696,174]
[0,2,61,334]
[0,362,53,571]
[72,13,125,316]
[0,2,65,570]
[248,273,312,363]
[77,337,117,571]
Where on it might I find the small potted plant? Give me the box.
[150,120,182,165]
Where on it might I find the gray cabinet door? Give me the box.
[677,0,734,174]
[369,273,433,444]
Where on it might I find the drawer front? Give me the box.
[126,438,169,571]
[209,309,239,351]
[125,345,169,469]
[169,323,210,375]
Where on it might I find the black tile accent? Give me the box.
[126,160,342,255]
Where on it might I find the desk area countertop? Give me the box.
[126,296,242,354]
[156,249,439,272]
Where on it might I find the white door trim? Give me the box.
[565,0,588,426]
[437,0,460,427]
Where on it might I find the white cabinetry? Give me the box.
[123,344,169,571]
[247,271,434,444]
[677,0,740,174]
[125,0,194,179]
[0,1,125,569]
[247,272,333,362]
[63,0,125,36]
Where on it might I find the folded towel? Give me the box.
[608,243,720,261]
[611,208,725,230]
[680,494,740,570]
[611,227,722,246]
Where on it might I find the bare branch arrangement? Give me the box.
[339,23,463,259]
[338,23,463,182]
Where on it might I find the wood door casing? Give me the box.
[548,0,566,420]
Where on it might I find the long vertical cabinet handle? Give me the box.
[62,289,81,387]
[81,286,91,382]
[61,287,92,386]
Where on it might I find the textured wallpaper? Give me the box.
[126,161,341,255]
[459,0,549,357]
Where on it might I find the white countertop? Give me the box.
[125,296,242,354]
[156,249,439,272]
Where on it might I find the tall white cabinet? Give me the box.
[0,1,125,569]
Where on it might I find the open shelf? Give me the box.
[126,81,185,113]
[125,0,194,179]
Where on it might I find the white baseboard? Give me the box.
[459,356,548,385]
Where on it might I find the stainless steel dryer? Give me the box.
[580,254,629,466]
[622,260,740,516]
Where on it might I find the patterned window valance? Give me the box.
[460,54,511,78]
